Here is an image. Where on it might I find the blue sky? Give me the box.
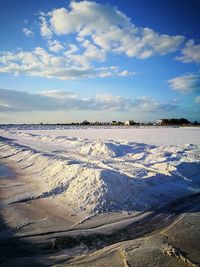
[0,0,200,123]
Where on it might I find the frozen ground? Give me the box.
[0,126,200,215]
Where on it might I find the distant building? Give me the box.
[156,119,163,125]
[124,120,135,126]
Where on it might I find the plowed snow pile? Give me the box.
[0,127,200,215]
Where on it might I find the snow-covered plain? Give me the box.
[0,126,200,216]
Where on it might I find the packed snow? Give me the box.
[1,125,200,145]
[0,126,200,215]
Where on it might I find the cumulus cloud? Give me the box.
[0,47,129,80]
[42,1,184,59]
[48,40,65,52]
[67,39,107,66]
[39,14,52,38]
[22,27,34,37]
[176,40,200,63]
[168,73,200,95]
[92,27,183,59]
[49,2,130,35]
[64,43,79,56]
[0,1,186,80]
[0,88,177,113]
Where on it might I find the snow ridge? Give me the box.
[0,129,200,215]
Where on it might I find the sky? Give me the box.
[0,0,200,123]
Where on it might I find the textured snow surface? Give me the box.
[0,126,200,214]
[1,125,200,145]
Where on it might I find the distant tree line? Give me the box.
[160,118,190,125]
[43,118,198,126]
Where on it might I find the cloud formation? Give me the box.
[48,40,64,53]
[133,96,176,112]
[176,40,200,64]
[46,1,184,59]
[0,1,185,80]
[39,14,52,38]
[0,88,132,112]
[0,88,177,113]
[168,73,200,95]
[22,27,35,37]
[0,47,130,80]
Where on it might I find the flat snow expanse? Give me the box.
[0,126,200,216]
[11,126,200,145]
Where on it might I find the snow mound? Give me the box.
[80,141,118,158]
[0,129,200,215]
[64,168,146,212]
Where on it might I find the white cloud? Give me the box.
[67,39,106,67]
[176,40,200,63]
[194,96,200,104]
[0,88,131,112]
[40,90,77,99]
[0,47,130,79]
[133,96,176,112]
[168,73,200,95]
[0,1,186,80]
[94,93,131,110]
[40,1,184,59]
[0,88,177,114]
[40,15,52,38]
[49,2,130,35]
[118,70,136,76]
[64,43,79,56]
[22,27,34,37]
[48,40,64,52]
[92,26,183,59]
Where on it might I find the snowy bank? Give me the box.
[0,127,200,215]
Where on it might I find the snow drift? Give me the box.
[0,127,200,215]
